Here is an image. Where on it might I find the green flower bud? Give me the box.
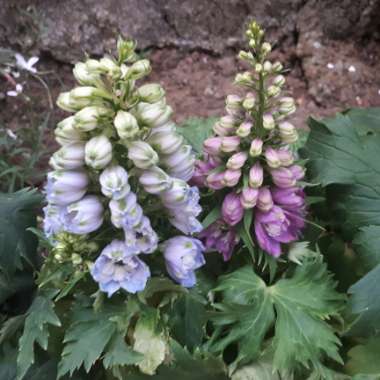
[137,83,165,103]
[55,116,85,146]
[272,61,283,73]
[263,61,272,73]
[117,37,137,63]
[72,253,83,265]
[234,72,254,87]
[267,85,281,98]
[114,110,140,140]
[273,75,285,87]
[255,63,263,73]
[56,92,91,112]
[70,86,112,101]
[242,93,255,110]
[261,42,272,55]
[74,106,113,132]
[85,135,113,169]
[279,97,296,115]
[73,62,101,86]
[238,50,254,62]
[263,114,275,130]
[136,100,173,127]
[126,59,151,80]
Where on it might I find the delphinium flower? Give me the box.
[43,38,205,295]
[194,21,306,258]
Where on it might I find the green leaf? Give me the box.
[169,292,207,351]
[0,314,25,345]
[202,206,220,229]
[347,264,380,337]
[0,188,42,276]
[58,310,117,378]
[103,334,143,369]
[178,117,217,153]
[17,294,61,380]
[211,255,344,372]
[346,337,380,376]
[352,226,380,271]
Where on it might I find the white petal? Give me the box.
[15,53,27,69]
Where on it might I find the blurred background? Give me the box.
[0,0,380,190]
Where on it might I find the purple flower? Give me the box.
[272,187,305,209]
[223,169,241,187]
[163,236,205,287]
[43,204,64,237]
[270,167,296,188]
[203,137,222,155]
[240,187,259,209]
[110,192,143,229]
[199,220,240,261]
[222,192,244,226]
[134,216,159,254]
[91,240,150,296]
[257,187,274,212]
[99,165,130,200]
[207,171,226,190]
[62,195,104,234]
[254,205,302,257]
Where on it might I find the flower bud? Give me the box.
[206,171,225,190]
[222,192,244,226]
[117,37,137,63]
[261,42,272,55]
[263,61,272,73]
[139,166,172,194]
[50,143,85,170]
[271,167,296,188]
[257,187,274,211]
[114,110,140,140]
[163,145,195,181]
[225,94,243,116]
[279,97,296,115]
[267,85,281,98]
[46,170,88,205]
[56,92,91,112]
[99,165,130,200]
[136,101,173,127]
[235,72,254,87]
[255,63,263,73]
[221,136,240,153]
[137,83,165,103]
[242,93,255,110]
[55,116,85,146]
[265,147,281,168]
[74,106,113,132]
[109,192,142,228]
[249,138,263,157]
[70,86,112,102]
[278,122,298,144]
[289,165,305,180]
[238,50,254,62]
[203,137,222,155]
[263,114,275,130]
[148,130,184,155]
[126,59,151,80]
[272,61,283,73]
[62,195,104,234]
[223,169,241,187]
[240,187,259,209]
[160,179,190,206]
[277,148,294,166]
[99,57,121,78]
[236,121,253,138]
[85,135,112,169]
[249,163,264,188]
[214,115,237,136]
[226,151,248,170]
[127,140,159,169]
[273,75,285,87]
[73,62,101,86]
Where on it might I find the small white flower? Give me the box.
[313,41,321,49]
[348,65,356,73]
[6,129,17,140]
[15,53,39,73]
[6,83,23,97]
[327,63,335,70]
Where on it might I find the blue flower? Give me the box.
[91,240,150,296]
[163,236,205,287]
[43,203,64,237]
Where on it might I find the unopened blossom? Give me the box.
[127,140,159,169]
[206,171,225,190]
[271,167,297,188]
[137,83,165,103]
[163,236,205,287]
[221,136,240,153]
[249,163,264,188]
[236,121,253,137]
[226,151,248,170]
[136,100,173,127]
[240,186,259,209]
[139,166,172,194]
[99,165,130,200]
[191,158,218,187]
[214,115,237,136]
[114,110,140,140]
[265,147,281,168]
[223,169,241,187]
[203,137,222,155]
[50,142,85,170]
[74,106,113,131]
[148,129,183,154]
[85,135,112,169]
[55,116,85,146]
[257,187,274,211]
[249,138,263,157]
[222,192,244,226]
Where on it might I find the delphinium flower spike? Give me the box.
[196,21,305,259]
[43,38,205,296]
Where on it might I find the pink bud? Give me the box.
[240,187,259,209]
[221,136,240,153]
[249,138,263,157]
[203,137,222,155]
[277,147,294,166]
[213,115,237,136]
[226,151,248,170]
[249,163,264,188]
[289,165,305,180]
[207,171,225,190]
[265,147,281,168]
[236,121,253,138]
[191,159,214,187]
[257,187,274,211]
[271,167,296,188]
[223,169,242,187]
[222,192,244,226]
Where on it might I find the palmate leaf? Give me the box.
[0,188,42,276]
[211,255,344,372]
[178,117,217,154]
[17,294,61,380]
[352,226,380,272]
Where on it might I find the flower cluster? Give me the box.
[194,22,306,258]
[43,38,205,296]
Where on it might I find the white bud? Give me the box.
[139,166,173,194]
[261,42,272,55]
[278,122,298,144]
[272,61,283,73]
[263,61,272,73]
[70,86,111,101]
[56,92,91,112]
[234,72,254,87]
[238,50,254,62]
[99,165,130,200]
[126,59,151,80]
[99,57,121,78]
[162,145,195,181]
[242,93,255,110]
[236,121,253,138]
[137,83,165,103]
[73,62,101,86]
[85,135,112,169]
[74,106,113,132]
[127,140,159,169]
[279,97,296,115]
[114,110,140,140]
[225,94,243,116]
[255,63,263,73]
[273,75,285,87]
[50,142,85,170]
[263,114,275,130]
[55,116,85,146]
[249,138,263,157]
[148,130,184,154]
[267,85,281,98]
[136,100,173,127]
